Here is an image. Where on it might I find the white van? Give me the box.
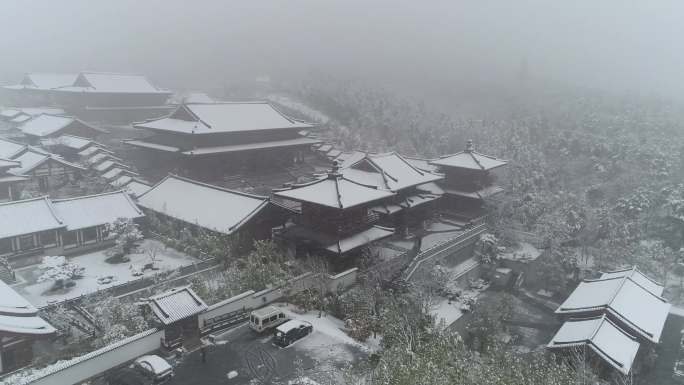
[249,306,287,333]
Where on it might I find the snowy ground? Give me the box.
[13,239,200,307]
[431,298,464,328]
[499,242,542,262]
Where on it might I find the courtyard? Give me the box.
[12,239,200,307]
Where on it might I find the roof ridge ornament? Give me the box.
[466,139,474,152]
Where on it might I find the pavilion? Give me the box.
[273,162,395,261]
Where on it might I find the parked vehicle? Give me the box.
[249,306,287,333]
[274,319,313,347]
[134,355,174,383]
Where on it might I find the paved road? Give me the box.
[168,321,365,385]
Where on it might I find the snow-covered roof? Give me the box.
[548,315,639,376]
[0,158,20,170]
[148,286,207,325]
[93,159,126,172]
[370,193,440,215]
[442,185,505,199]
[403,156,440,173]
[19,114,75,137]
[183,92,215,104]
[600,266,664,297]
[102,167,137,181]
[0,196,64,239]
[40,135,95,151]
[78,145,112,157]
[124,181,151,198]
[0,138,27,158]
[17,107,66,117]
[274,169,395,210]
[134,102,314,135]
[52,191,143,231]
[431,141,508,171]
[335,151,366,168]
[110,175,134,188]
[123,139,180,153]
[10,149,85,175]
[0,280,55,335]
[137,174,270,235]
[556,272,670,343]
[0,108,22,119]
[55,72,169,94]
[10,114,31,124]
[325,225,394,254]
[181,137,321,156]
[342,152,443,192]
[19,73,78,89]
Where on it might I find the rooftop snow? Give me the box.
[123,139,181,153]
[548,315,639,376]
[0,108,22,119]
[19,114,75,137]
[11,150,85,175]
[183,92,216,104]
[137,174,269,235]
[124,181,151,198]
[52,191,144,231]
[0,280,55,335]
[41,135,94,150]
[56,72,168,94]
[134,102,314,134]
[148,286,207,325]
[78,146,112,157]
[110,175,133,188]
[15,73,78,89]
[325,225,394,254]
[274,173,395,209]
[600,266,664,296]
[17,107,66,116]
[0,138,27,158]
[181,136,320,156]
[0,279,39,316]
[431,142,508,171]
[342,152,443,192]
[0,196,64,239]
[556,273,670,343]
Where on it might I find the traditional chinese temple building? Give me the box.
[273,162,395,263]
[429,140,507,218]
[3,72,172,122]
[18,114,104,144]
[137,174,290,252]
[340,152,443,228]
[0,158,26,202]
[124,102,320,177]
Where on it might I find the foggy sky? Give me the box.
[1,0,683,99]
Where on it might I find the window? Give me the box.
[62,230,78,247]
[18,235,35,250]
[39,230,57,246]
[82,227,98,243]
[0,238,12,254]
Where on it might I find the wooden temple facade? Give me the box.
[273,162,395,263]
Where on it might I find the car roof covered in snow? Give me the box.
[134,102,314,135]
[251,306,284,319]
[548,315,639,376]
[276,319,311,334]
[137,174,270,235]
[147,286,208,325]
[52,190,144,231]
[135,355,172,374]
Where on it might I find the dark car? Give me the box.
[273,319,313,347]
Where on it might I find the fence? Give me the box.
[403,224,487,281]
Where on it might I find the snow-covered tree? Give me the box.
[37,256,84,290]
[107,217,143,257]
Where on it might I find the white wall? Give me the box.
[29,329,163,385]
